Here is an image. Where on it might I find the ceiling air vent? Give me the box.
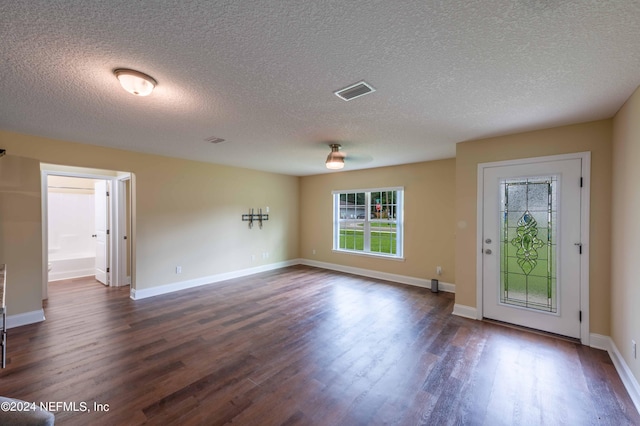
[205,136,226,144]
[334,81,375,101]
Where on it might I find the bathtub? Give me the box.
[48,252,96,282]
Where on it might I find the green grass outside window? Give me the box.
[339,229,397,254]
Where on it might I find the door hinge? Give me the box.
[107,229,110,235]
[107,267,110,273]
[580,177,583,187]
[575,242,582,254]
[579,311,582,322]
[106,191,110,196]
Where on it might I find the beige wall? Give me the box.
[299,159,456,284]
[455,120,612,335]
[0,130,299,314]
[611,85,640,381]
[130,156,299,290]
[0,155,43,315]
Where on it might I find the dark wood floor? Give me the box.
[0,266,638,425]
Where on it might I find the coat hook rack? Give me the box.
[242,208,269,229]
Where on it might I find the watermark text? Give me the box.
[0,400,110,413]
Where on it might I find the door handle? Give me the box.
[485,249,492,255]
[485,238,492,244]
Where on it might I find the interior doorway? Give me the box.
[47,175,108,283]
[41,164,133,299]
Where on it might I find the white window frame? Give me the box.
[332,187,404,260]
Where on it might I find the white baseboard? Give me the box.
[130,260,300,300]
[7,309,45,329]
[589,333,610,351]
[299,259,455,293]
[452,304,478,320]
[591,333,640,414]
[48,269,94,282]
[131,258,455,301]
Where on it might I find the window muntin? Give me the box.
[333,188,403,258]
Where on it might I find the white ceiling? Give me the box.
[1,1,638,176]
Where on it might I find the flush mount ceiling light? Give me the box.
[325,144,344,169]
[114,68,157,96]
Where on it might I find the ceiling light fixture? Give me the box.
[325,144,344,169]
[114,68,157,96]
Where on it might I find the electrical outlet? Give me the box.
[312,249,316,255]
[176,266,182,274]
[436,266,442,275]
[633,340,637,359]
[251,254,256,261]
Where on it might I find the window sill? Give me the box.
[332,249,405,262]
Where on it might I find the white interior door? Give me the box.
[94,180,109,285]
[482,158,583,338]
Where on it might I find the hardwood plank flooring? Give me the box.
[0,265,638,425]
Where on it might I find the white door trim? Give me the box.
[476,152,591,345]
[117,175,131,286]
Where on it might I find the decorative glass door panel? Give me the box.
[500,177,557,313]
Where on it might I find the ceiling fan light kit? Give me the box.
[325,143,344,169]
[114,68,157,96]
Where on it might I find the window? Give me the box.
[333,187,404,258]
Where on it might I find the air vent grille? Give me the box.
[334,81,375,101]
[205,136,226,144]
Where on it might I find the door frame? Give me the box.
[117,175,132,286]
[476,152,591,345]
[41,165,132,298]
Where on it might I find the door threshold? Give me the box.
[482,318,581,345]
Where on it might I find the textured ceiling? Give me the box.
[1,1,638,176]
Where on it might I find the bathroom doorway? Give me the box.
[47,175,107,282]
[41,164,133,299]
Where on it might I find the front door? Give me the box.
[481,156,584,338]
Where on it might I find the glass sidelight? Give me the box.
[500,176,557,313]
